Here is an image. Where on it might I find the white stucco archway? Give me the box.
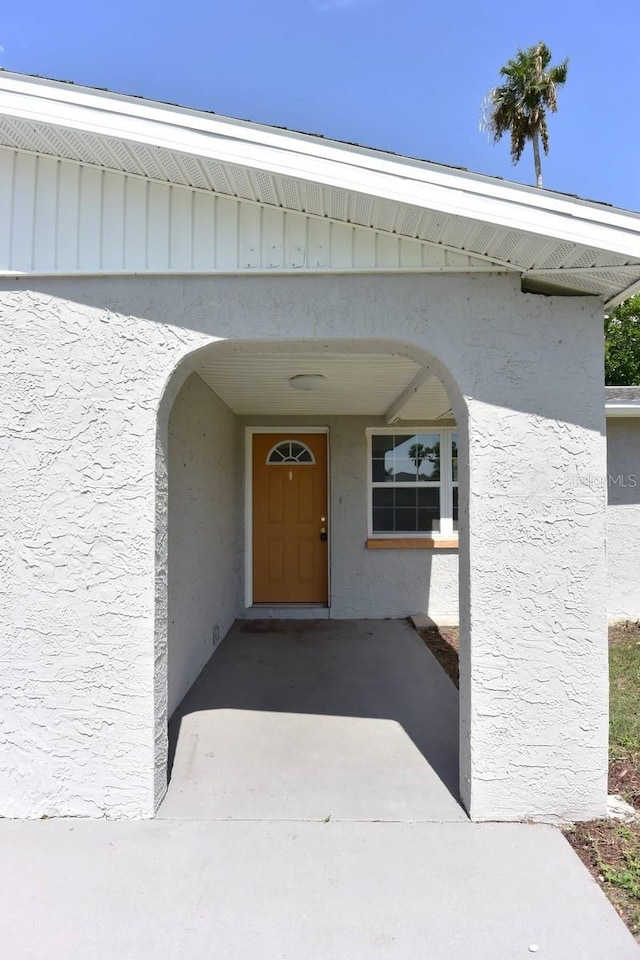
[0,271,607,822]
[144,270,608,823]
[155,334,470,812]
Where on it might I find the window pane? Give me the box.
[417,487,437,507]
[413,435,440,481]
[371,434,395,457]
[268,440,315,464]
[372,488,393,508]
[372,458,389,482]
[371,433,441,483]
[392,433,418,481]
[371,488,441,534]
[395,488,418,508]
[395,508,418,531]
[386,434,417,482]
[418,488,440,532]
[370,435,390,483]
[372,507,394,531]
[453,486,458,532]
[418,510,440,532]
[451,433,458,483]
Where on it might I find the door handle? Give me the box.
[320,527,327,542]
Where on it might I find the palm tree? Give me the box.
[483,41,568,188]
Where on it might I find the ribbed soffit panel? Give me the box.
[196,352,453,420]
[0,107,639,303]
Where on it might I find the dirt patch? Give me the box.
[419,625,460,687]
[565,819,640,937]
[610,620,640,648]
[610,758,640,808]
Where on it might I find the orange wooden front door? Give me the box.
[252,433,328,604]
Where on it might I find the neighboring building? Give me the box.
[606,387,640,622]
[2,72,640,823]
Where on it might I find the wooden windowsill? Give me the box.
[366,538,459,550]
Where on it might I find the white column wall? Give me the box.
[0,287,211,817]
[0,274,608,821]
[606,418,640,621]
[167,374,239,717]
[460,401,608,820]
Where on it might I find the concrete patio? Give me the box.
[160,618,463,822]
[1,619,638,959]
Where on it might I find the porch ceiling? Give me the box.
[196,352,453,420]
[1,73,639,307]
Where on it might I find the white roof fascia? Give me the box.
[606,279,640,312]
[1,73,640,262]
[605,403,640,417]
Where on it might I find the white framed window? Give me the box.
[366,428,458,539]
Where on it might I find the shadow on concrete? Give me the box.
[162,618,464,822]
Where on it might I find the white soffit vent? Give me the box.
[0,72,639,306]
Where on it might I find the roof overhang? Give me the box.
[0,72,639,306]
[606,403,640,417]
[605,388,640,415]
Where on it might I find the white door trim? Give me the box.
[244,426,331,609]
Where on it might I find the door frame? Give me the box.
[244,426,331,608]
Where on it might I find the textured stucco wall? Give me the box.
[0,287,205,818]
[0,274,608,822]
[239,416,459,620]
[168,374,239,717]
[606,418,640,621]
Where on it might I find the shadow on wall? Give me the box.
[4,274,604,428]
[167,373,240,717]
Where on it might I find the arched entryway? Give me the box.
[155,337,469,819]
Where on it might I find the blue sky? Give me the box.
[2,0,639,211]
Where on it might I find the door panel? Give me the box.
[253,433,328,603]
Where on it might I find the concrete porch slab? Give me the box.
[159,618,464,821]
[1,819,638,960]
[241,605,331,619]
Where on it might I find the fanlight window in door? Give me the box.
[266,440,315,464]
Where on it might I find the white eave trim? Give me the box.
[1,73,640,262]
[606,279,640,312]
[606,403,640,417]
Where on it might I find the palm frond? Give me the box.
[482,41,569,182]
[540,115,550,155]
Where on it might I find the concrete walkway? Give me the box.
[2,819,638,959]
[2,619,638,958]
[160,619,463,821]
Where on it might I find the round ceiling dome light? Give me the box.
[289,374,326,391]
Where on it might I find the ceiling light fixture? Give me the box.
[289,374,326,391]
